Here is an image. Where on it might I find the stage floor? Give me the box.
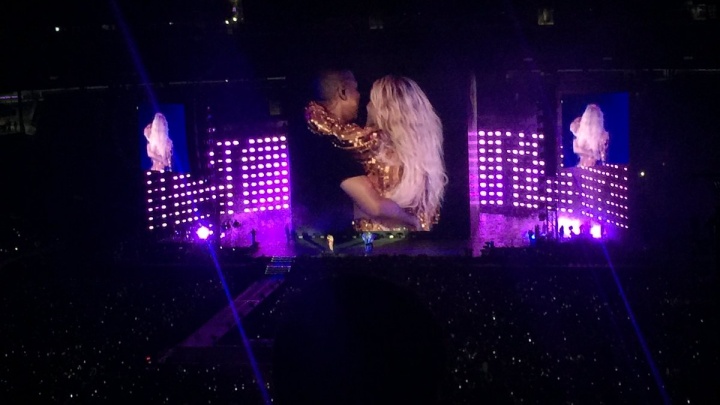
[248,234,474,258]
[236,233,636,265]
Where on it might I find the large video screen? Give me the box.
[561,92,629,168]
[138,103,190,173]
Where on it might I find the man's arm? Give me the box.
[340,175,420,229]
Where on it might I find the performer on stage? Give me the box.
[570,104,609,167]
[307,74,447,232]
[143,113,173,171]
[303,70,420,232]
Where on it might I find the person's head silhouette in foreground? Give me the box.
[272,273,446,405]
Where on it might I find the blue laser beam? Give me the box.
[204,242,271,404]
[109,0,159,111]
[601,244,670,404]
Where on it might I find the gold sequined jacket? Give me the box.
[305,101,435,231]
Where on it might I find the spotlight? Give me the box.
[196,226,212,240]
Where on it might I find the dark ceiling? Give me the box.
[1,1,718,90]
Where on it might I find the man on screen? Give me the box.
[303,69,420,231]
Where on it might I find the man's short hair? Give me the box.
[313,69,356,102]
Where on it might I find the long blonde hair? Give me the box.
[149,113,173,168]
[571,104,609,163]
[370,75,448,219]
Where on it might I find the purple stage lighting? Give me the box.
[144,171,213,234]
[574,165,629,228]
[554,164,629,239]
[473,130,546,210]
[207,134,292,249]
[209,135,291,216]
[240,136,291,213]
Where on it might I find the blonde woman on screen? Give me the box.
[570,104,609,167]
[360,75,448,231]
[144,113,173,171]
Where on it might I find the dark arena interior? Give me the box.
[1,1,719,404]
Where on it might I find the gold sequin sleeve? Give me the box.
[305,101,380,153]
[304,101,438,232]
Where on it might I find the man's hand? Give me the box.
[340,175,418,229]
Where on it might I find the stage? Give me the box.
[248,232,473,258]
